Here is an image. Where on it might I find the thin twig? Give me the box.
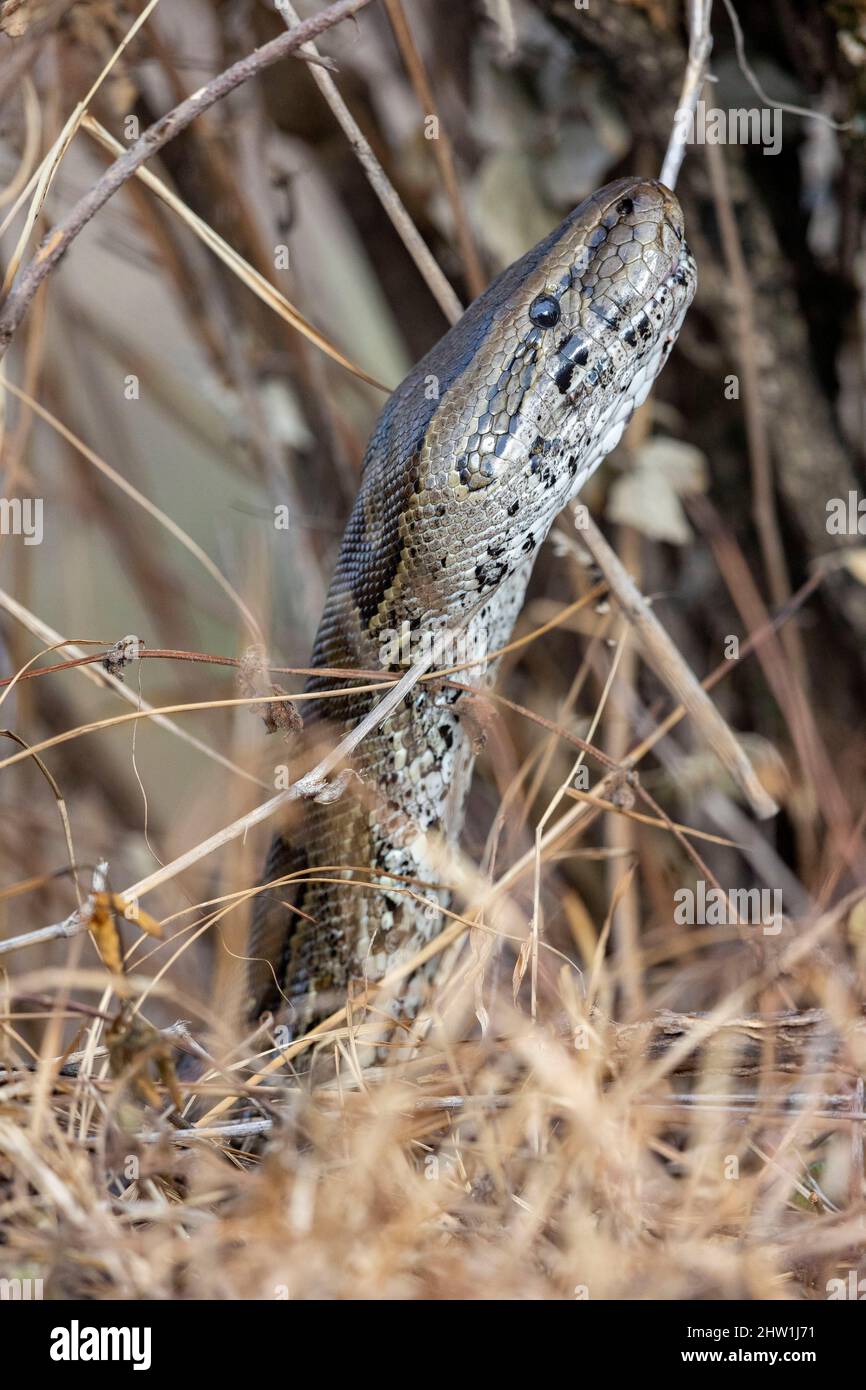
[81,115,389,393]
[704,138,806,688]
[383,0,485,298]
[659,0,714,191]
[0,0,376,360]
[0,587,266,787]
[578,512,778,819]
[276,0,462,324]
[720,0,852,132]
[604,525,642,1014]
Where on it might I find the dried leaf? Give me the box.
[87,892,162,973]
[237,644,302,739]
[607,438,708,545]
[0,0,43,38]
[88,892,123,973]
[118,897,163,939]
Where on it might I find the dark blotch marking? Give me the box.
[475,559,509,590]
[555,362,575,395]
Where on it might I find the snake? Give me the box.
[247,176,696,1038]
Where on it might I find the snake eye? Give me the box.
[529,293,561,329]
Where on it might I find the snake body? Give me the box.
[248,177,696,1033]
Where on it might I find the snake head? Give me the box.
[431,177,696,498]
[335,178,696,644]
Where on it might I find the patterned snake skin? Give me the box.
[248,177,696,1035]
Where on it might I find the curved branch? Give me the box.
[0,0,374,360]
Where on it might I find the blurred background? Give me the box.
[1,0,865,1041]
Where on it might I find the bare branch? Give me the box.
[276,0,462,324]
[659,0,714,191]
[0,0,375,360]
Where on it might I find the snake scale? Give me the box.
[247,177,696,1039]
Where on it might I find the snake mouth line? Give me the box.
[630,239,696,342]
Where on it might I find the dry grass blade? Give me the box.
[579,513,778,820]
[1,0,164,293]
[0,588,267,786]
[81,117,390,393]
[277,0,463,324]
[0,0,376,357]
[0,375,264,643]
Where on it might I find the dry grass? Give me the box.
[2,952,865,1301]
